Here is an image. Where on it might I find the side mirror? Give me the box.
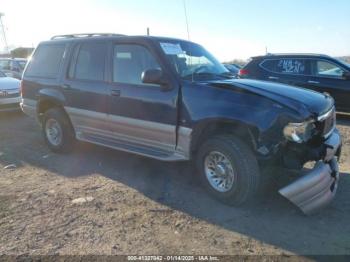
[141,69,170,88]
[342,71,350,80]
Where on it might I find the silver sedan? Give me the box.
[0,70,21,112]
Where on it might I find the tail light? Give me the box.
[238,69,249,77]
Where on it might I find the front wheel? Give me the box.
[196,135,261,205]
[42,107,75,153]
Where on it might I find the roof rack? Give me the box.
[51,33,125,40]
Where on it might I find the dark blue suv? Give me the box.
[239,54,350,113]
[21,34,342,214]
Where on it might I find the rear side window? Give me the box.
[25,44,65,78]
[261,59,307,75]
[73,42,106,81]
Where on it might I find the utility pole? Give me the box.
[147,27,150,36]
[0,13,9,54]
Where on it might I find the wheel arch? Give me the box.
[190,119,260,157]
[36,89,67,122]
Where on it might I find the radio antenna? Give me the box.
[183,0,190,41]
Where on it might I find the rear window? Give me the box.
[261,59,307,75]
[25,44,65,78]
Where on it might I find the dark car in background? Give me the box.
[0,58,28,79]
[238,54,350,113]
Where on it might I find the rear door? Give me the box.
[260,58,311,88]
[62,41,111,138]
[107,42,179,153]
[306,59,350,112]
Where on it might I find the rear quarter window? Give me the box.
[25,44,65,78]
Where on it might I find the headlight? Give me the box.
[283,120,316,143]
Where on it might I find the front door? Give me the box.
[306,59,350,112]
[107,43,179,153]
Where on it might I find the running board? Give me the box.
[78,132,186,161]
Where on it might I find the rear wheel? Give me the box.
[42,107,75,153]
[196,135,261,205]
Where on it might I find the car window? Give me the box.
[260,59,278,72]
[73,42,106,81]
[276,59,307,74]
[18,61,27,69]
[261,59,307,75]
[25,44,65,78]
[314,60,344,78]
[0,71,6,77]
[113,44,161,85]
[0,60,10,70]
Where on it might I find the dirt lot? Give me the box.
[0,112,349,256]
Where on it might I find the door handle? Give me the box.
[111,89,121,97]
[268,76,279,80]
[308,80,320,84]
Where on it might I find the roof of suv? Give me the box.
[251,53,332,60]
[44,33,193,45]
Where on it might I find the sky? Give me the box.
[0,0,349,61]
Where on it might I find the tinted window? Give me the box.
[277,59,306,74]
[74,43,106,81]
[261,59,307,74]
[315,60,344,78]
[260,59,278,72]
[0,60,10,70]
[18,61,27,69]
[25,44,65,78]
[113,44,160,85]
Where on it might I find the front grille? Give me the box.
[316,107,336,138]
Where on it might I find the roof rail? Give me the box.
[51,33,125,40]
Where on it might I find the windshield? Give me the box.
[334,57,350,69]
[159,40,230,80]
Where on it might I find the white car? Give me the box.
[0,70,21,112]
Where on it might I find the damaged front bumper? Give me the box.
[279,130,341,215]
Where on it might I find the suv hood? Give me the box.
[208,79,334,117]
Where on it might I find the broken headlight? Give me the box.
[283,120,316,143]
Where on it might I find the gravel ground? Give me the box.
[0,112,349,256]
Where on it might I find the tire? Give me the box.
[196,135,261,205]
[42,107,75,153]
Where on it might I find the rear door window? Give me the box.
[25,44,65,78]
[261,59,308,75]
[276,59,307,74]
[73,42,107,81]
